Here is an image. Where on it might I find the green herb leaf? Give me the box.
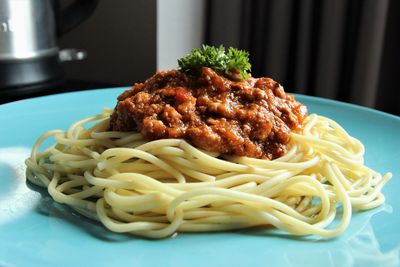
[178,45,251,80]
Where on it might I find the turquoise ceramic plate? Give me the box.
[1,88,399,267]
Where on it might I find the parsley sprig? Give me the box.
[178,45,251,80]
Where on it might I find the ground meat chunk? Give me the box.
[110,67,307,159]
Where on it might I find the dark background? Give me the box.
[206,0,400,115]
[1,0,399,115]
[377,0,400,115]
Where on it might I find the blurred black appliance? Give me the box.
[0,0,98,101]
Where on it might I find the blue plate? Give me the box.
[1,88,399,267]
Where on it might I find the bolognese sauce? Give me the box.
[110,67,307,159]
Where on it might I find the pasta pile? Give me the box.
[26,110,391,238]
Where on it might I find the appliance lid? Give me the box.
[0,0,58,60]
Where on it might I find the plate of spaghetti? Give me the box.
[0,46,399,267]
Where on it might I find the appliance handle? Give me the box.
[57,0,99,36]
[59,48,87,62]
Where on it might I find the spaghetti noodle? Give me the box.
[25,109,391,238]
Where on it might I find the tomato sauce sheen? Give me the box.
[110,67,307,159]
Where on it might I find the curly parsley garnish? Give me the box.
[178,45,251,80]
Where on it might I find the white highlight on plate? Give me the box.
[0,147,41,224]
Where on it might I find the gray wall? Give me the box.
[157,0,205,71]
[59,0,157,85]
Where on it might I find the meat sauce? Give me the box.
[110,67,307,159]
